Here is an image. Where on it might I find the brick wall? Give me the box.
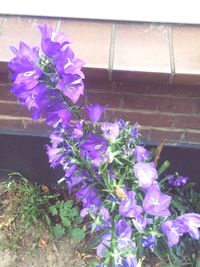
[1,74,200,145]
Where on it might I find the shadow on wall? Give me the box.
[0,133,199,190]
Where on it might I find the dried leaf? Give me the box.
[38,238,48,248]
[115,186,128,201]
[41,185,50,193]
[153,139,166,165]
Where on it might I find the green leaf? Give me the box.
[49,205,58,216]
[71,207,79,217]
[60,215,71,228]
[158,160,170,176]
[70,228,85,241]
[52,224,65,238]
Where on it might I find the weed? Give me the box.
[0,172,85,252]
[49,199,85,241]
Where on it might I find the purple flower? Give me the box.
[80,134,108,167]
[162,213,200,247]
[72,120,84,139]
[46,107,72,127]
[96,233,112,258]
[132,215,148,233]
[64,164,77,178]
[55,47,85,78]
[131,122,140,139]
[57,75,84,104]
[49,130,64,148]
[91,207,111,231]
[9,41,39,75]
[46,145,64,168]
[38,24,70,56]
[143,183,171,217]
[101,121,120,141]
[134,146,149,162]
[142,234,156,251]
[67,174,83,193]
[168,174,189,187]
[97,220,136,266]
[178,213,200,239]
[76,184,102,208]
[134,162,158,189]
[119,191,143,218]
[14,69,41,90]
[85,103,106,123]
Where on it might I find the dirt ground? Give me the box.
[0,179,87,267]
[0,232,86,267]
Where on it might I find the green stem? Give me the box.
[61,93,82,120]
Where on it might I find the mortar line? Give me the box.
[55,19,61,32]
[108,24,116,81]
[167,26,176,84]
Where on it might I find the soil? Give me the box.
[0,180,88,267]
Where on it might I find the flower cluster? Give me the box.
[9,24,200,267]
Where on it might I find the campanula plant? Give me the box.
[8,24,200,266]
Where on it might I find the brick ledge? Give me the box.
[1,16,200,85]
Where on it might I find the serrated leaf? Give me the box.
[52,224,65,238]
[60,215,71,227]
[63,200,73,209]
[49,205,58,216]
[70,228,85,241]
[71,207,79,217]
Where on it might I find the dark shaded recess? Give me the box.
[0,132,199,190]
[0,133,63,186]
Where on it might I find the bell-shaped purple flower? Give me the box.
[162,213,200,246]
[72,120,84,139]
[76,184,102,208]
[85,103,106,123]
[142,234,156,251]
[134,162,158,189]
[67,174,83,193]
[101,121,120,141]
[80,134,108,167]
[46,145,64,168]
[55,46,85,78]
[119,191,143,218]
[38,24,70,56]
[168,174,189,187]
[143,183,171,217]
[57,75,84,104]
[131,122,140,139]
[134,146,150,162]
[49,130,64,148]
[178,213,200,239]
[132,215,148,233]
[46,106,72,127]
[97,220,136,266]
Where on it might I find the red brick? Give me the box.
[24,119,50,131]
[184,131,200,143]
[150,129,184,142]
[0,83,17,101]
[0,16,57,61]
[0,118,24,129]
[174,115,200,130]
[140,128,151,139]
[106,110,174,128]
[158,97,197,114]
[87,92,123,109]
[124,95,158,111]
[0,102,29,117]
